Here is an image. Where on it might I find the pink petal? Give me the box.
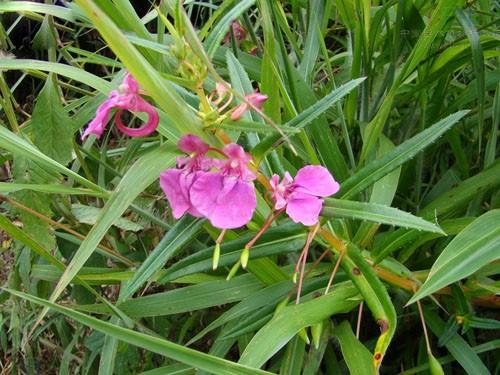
[120,73,140,94]
[114,98,159,138]
[286,192,323,226]
[82,99,116,140]
[231,103,248,120]
[178,134,209,154]
[223,143,249,161]
[294,165,340,197]
[269,174,280,190]
[190,173,256,229]
[160,169,191,219]
[246,92,268,109]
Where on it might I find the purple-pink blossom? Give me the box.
[270,166,340,226]
[160,136,257,229]
[190,143,257,229]
[82,73,159,140]
[159,135,212,219]
[231,92,268,120]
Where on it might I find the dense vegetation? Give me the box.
[0,0,499,374]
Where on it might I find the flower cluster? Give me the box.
[160,135,257,229]
[160,135,340,230]
[82,73,159,140]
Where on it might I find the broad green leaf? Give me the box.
[340,111,469,199]
[0,123,101,192]
[334,321,373,375]
[322,198,444,234]
[239,282,360,368]
[31,78,74,165]
[409,210,500,304]
[71,204,144,232]
[5,289,273,375]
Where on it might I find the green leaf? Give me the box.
[0,182,107,197]
[204,0,256,58]
[239,282,360,368]
[419,160,500,219]
[88,274,265,318]
[0,124,101,192]
[340,111,469,199]
[424,308,489,375]
[333,321,373,375]
[0,1,78,21]
[71,204,144,232]
[31,78,74,165]
[4,289,273,375]
[39,144,176,323]
[284,78,365,129]
[0,59,111,93]
[74,0,206,139]
[322,198,444,234]
[119,216,204,301]
[409,210,500,304]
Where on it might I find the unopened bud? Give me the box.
[240,247,250,269]
[212,243,221,270]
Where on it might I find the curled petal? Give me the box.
[190,173,256,229]
[114,98,159,138]
[286,192,323,226]
[178,134,209,155]
[294,165,340,197]
[82,98,116,140]
[231,103,248,120]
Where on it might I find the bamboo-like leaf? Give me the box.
[5,289,273,375]
[334,321,373,375]
[38,144,176,324]
[322,198,444,234]
[239,282,360,368]
[74,0,205,138]
[409,210,500,304]
[0,125,101,192]
[340,111,469,199]
[204,0,256,58]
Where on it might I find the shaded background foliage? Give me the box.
[0,0,499,374]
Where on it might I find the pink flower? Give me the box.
[270,166,340,226]
[190,144,257,229]
[82,73,159,140]
[231,92,268,120]
[223,20,247,45]
[160,135,212,219]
